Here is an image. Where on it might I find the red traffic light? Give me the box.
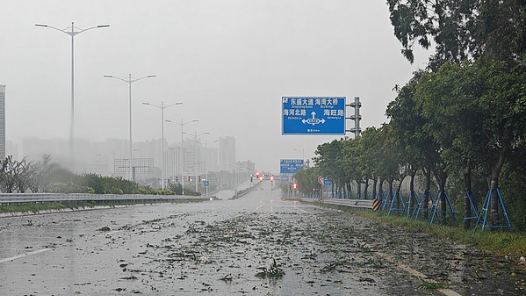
[293,183,297,190]
[270,175,274,182]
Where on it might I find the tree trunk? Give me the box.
[378,178,384,204]
[388,179,394,205]
[463,159,472,230]
[490,148,507,226]
[356,181,362,199]
[432,167,448,224]
[395,179,402,210]
[439,176,447,223]
[423,167,431,220]
[409,168,417,217]
[372,176,377,200]
[363,177,369,199]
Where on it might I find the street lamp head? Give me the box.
[147,75,156,78]
[142,102,150,106]
[35,24,48,27]
[98,25,110,28]
[103,75,113,78]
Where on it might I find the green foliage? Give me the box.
[168,181,183,195]
[46,182,92,194]
[499,151,526,231]
[0,156,164,195]
[293,167,320,197]
[314,139,347,187]
[338,207,526,258]
[73,173,139,194]
[255,258,285,279]
[0,202,67,214]
[387,1,526,68]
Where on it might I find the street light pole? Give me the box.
[104,74,156,181]
[36,22,109,170]
[293,148,305,167]
[166,119,198,194]
[142,102,182,190]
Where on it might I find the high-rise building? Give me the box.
[205,147,219,172]
[185,138,203,176]
[0,85,5,160]
[237,160,255,174]
[219,136,236,172]
[165,146,181,180]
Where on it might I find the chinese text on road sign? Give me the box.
[280,159,304,175]
[282,97,346,135]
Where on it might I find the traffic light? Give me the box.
[270,175,274,182]
[199,176,202,182]
[293,183,297,190]
[175,176,179,182]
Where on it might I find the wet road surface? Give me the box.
[0,181,524,295]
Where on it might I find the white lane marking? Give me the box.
[301,201,461,296]
[0,248,51,263]
[389,259,462,296]
[356,240,462,296]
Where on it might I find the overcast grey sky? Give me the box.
[0,0,425,173]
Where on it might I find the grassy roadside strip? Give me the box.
[316,203,526,259]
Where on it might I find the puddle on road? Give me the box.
[0,200,524,295]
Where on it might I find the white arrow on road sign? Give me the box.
[302,112,326,126]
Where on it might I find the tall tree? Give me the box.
[359,127,384,200]
[387,0,477,69]
[387,74,428,216]
[387,1,526,68]
[416,59,526,225]
[313,139,348,197]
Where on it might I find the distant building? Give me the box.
[185,138,203,176]
[237,160,255,173]
[206,147,218,172]
[6,140,18,160]
[0,85,5,160]
[165,146,181,181]
[23,138,69,164]
[219,136,236,172]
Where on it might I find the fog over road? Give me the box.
[0,181,523,295]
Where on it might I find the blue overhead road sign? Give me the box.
[282,97,346,135]
[280,159,304,175]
